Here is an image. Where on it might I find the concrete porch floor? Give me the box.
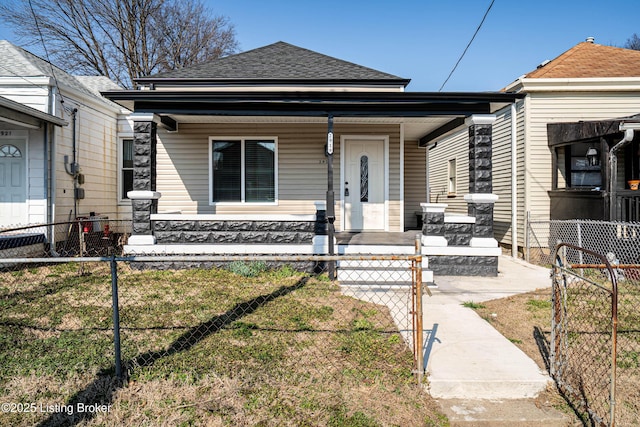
[335,230,422,246]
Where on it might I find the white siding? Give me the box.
[27,128,46,224]
[0,85,50,113]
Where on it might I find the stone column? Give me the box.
[127,115,161,246]
[312,201,333,254]
[465,115,498,248]
[420,203,448,247]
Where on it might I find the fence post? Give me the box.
[414,234,424,385]
[525,211,530,263]
[110,255,123,380]
[550,258,560,379]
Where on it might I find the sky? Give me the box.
[1,0,639,92]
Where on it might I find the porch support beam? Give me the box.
[326,114,336,279]
[418,117,465,147]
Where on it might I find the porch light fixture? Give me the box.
[586,147,600,166]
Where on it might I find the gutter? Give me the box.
[609,127,636,219]
[510,103,518,258]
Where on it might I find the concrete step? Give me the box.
[436,399,575,427]
[337,266,433,284]
[338,258,429,268]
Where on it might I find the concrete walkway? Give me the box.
[425,256,574,425]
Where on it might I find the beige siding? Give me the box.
[54,98,119,222]
[525,92,640,223]
[428,103,528,249]
[491,101,526,248]
[404,139,426,229]
[428,129,468,213]
[156,122,403,231]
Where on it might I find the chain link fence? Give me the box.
[551,243,640,426]
[0,219,131,259]
[526,218,640,267]
[0,250,429,426]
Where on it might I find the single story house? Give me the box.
[426,38,640,257]
[104,42,520,275]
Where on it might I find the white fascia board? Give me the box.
[59,84,124,114]
[516,77,640,92]
[0,76,53,87]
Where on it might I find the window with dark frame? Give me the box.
[555,143,602,189]
[121,139,134,199]
[211,138,276,203]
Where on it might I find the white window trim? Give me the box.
[208,136,278,205]
[117,136,134,204]
[448,158,457,196]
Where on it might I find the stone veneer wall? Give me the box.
[154,220,317,244]
[425,255,498,276]
[443,223,472,246]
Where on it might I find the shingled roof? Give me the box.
[138,41,410,86]
[526,41,640,79]
[0,40,122,108]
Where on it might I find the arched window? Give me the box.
[0,144,22,158]
[360,155,368,202]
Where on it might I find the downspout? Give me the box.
[510,103,518,258]
[609,128,635,220]
[72,109,78,219]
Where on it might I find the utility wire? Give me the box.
[438,0,495,91]
[28,0,65,106]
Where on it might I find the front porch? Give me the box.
[335,231,421,246]
[119,113,506,277]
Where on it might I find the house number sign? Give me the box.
[327,132,334,154]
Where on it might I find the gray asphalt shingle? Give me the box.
[0,40,122,107]
[146,41,408,82]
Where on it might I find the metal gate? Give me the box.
[551,243,640,426]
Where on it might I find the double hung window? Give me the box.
[210,138,277,203]
[120,138,134,200]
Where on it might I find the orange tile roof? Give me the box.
[525,42,640,78]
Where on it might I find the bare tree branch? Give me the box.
[1,0,238,88]
[624,33,640,51]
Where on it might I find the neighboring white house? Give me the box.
[426,38,640,256]
[0,40,127,228]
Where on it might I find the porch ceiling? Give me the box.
[164,115,455,140]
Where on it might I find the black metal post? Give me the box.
[110,256,122,379]
[326,114,336,280]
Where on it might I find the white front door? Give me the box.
[343,139,385,231]
[0,140,27,227]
